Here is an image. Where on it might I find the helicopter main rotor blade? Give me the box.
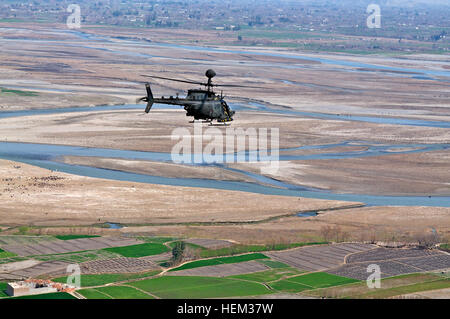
[142,74,263,89]
[141,75,207,86]
[211,83,264,89]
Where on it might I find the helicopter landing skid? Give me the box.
[209,122,231,127]
[189,120,212,124]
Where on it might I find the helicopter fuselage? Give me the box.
[149,89,235,122]
[139,70,249,123]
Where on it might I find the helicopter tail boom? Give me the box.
[144,83,154,113]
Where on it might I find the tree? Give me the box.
[320,225,344,242]
[171,241,186,265]
[320,225,332,242]
[416,231,440,249]
[183,246,200,261]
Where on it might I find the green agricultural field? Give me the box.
[85,286,154,299]
[9,292,77,299]
[229,268,303,283]
[0,87,38,97]
[0,248,16,259]
[270,272,359,292]
[199,242,327,258]
[305,273,444,299]
[169,253,269,272]
[54,235,101,240]
[287,272,359,289]
[103,243,169,258]
[77,288,112,299]
[358,278,450,299]
[0,282,8,298]
[129,276,271,299]
[53,270,160,287]
[270,280,312,293]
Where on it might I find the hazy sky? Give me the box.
[271,0,450,6]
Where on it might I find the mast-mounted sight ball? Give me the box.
[205,69,216,79]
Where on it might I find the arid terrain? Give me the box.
[0,0,449,301]
[0,159,361,227]
[0,22,449,245]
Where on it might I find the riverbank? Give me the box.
[1,159,448,244]
[0,159,358,227]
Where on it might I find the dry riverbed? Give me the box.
[0,159,358,227]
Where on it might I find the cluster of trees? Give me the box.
[430,31,447,42]
[170,241,200,266]
[416,232,441,249]
[320,225,444,249]
[320,225,350,243]
[171,241,185,265]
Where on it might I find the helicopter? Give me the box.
[137,69,259,124]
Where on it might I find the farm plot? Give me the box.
[9,292,77,299]
[54,235,100,241]
[140,252,172,263]
[33,249,120,264]
[9,260,71,279]
[229,267,302,283]
[129,276,271,299]
[53,270,160,287]
[328,249,450,280]
[136,237,177,244]
[168,261,269,277]
[305,273,446,299]
[0,282,8,297]
[77,288,111,299]
[0,256,27,265]
[2,237,144,256]
[0,248,16,259]
[0,259,41,274]
[347,248,443,263]
[270,272,358,293]
[79,257,159,274]
[361,279,450,299]
[399,255,450,271]
[184,238,233,249]
[102,243,169,258]
[0,235,57,246]
[266,243,376,271]
[78,286,154,299]
[257,260,292,269]
[169,253,269,272]
[0,273,25,281]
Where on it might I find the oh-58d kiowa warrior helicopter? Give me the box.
[137,69,260,125]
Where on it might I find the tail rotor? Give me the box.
[137,83,154,113]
